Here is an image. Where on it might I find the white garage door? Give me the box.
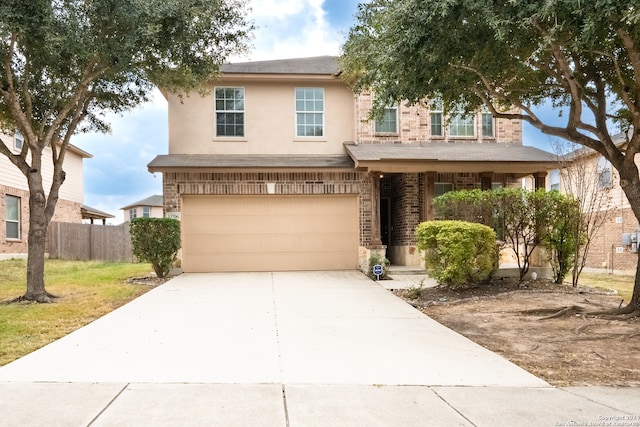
[181,195,359,272]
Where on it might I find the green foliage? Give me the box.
[130,218,181,278]
[367,252,390,280]
[415,220,497,288]
[433,189,495,229]
[433,188,581,282]
[0,0,252,299]
[342,0,640,305]
[540,191,583,284]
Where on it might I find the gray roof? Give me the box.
[81,205,114,219]
[344,142,557,163]
[221,56,339,75]
[121,195,163,210]
[147,155,355,171]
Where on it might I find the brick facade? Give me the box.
[585,207,640,273]
[355,92,522,145]
[1,184,82,256]
[162,171,377,247]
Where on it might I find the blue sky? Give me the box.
[72,0,556,224]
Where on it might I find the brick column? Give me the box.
[424,172,436,221]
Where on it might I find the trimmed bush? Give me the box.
[130,218,181,278]
[415,220,498,288]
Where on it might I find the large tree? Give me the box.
[341,0,640,315]
[0,0,251,302]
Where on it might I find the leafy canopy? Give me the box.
[0,0,252,141]
[341,0,640,165]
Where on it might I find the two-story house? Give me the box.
[552,132,640,274]
[148,56,557,273]
[1,131,100,259]
[121,195,164,222]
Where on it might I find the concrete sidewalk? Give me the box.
[0,271,638,426]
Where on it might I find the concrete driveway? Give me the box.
[1,271,638,426]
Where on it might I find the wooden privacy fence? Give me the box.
[48,221,134,262]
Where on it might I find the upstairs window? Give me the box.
[449,113,475,137]
[295,87,324,137]
[142,206,151,218]
[375,106,398,134]
[215,87,245,137]
[430,101,443,136]
[597,156,612,188]
[481,107,494,137]
[5,195,20,240]
[129,208,137,220]
[549,169,560,191]
[14,131,23,150]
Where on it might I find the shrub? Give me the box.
[367,252,390,280]
[415,220,498,288]
[130,218,181,278]
[540,191,582,284]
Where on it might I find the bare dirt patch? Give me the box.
[395,278,640,387]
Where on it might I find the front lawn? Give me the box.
[0,259,156,366]
[577,272,635,302]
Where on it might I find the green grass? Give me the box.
[576,272,635,302]
[0,259,155,367]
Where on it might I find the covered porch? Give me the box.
[345,142,558,267]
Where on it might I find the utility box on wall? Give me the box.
[622,230,639,253]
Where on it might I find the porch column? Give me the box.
[534,172,547,191]
[370,171,383,247]
[424,172,436,221]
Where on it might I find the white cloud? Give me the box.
[238,0,342,61]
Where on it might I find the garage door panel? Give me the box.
[184,231,356,254]
[182,195,359,272]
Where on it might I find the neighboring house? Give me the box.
[553,132,640,273]
[121,195,164,222]
[1,131,99,258]
[148,56,557,273]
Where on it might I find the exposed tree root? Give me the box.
[4,291,59,304]
[523,303,640,321]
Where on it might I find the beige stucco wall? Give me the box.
[167,78,355,156]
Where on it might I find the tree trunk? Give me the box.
[23,177,54,303]
[631,252,640,308]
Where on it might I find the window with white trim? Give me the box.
[142,206,151,218]
[215,87,245,137]
[597,156,612,188]
[14,131,23,150]
[295,87,324,137]
[481,107,494,137]
[375,106,398,134]
[129,208,137,220]
[549,169,560,191]
[430,101,443,136]
[449,113,475,136]
[5,195,20,240]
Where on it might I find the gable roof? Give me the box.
[221,56,339,75]
[120,194,163,210]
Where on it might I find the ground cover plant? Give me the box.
[0,259,156,366]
